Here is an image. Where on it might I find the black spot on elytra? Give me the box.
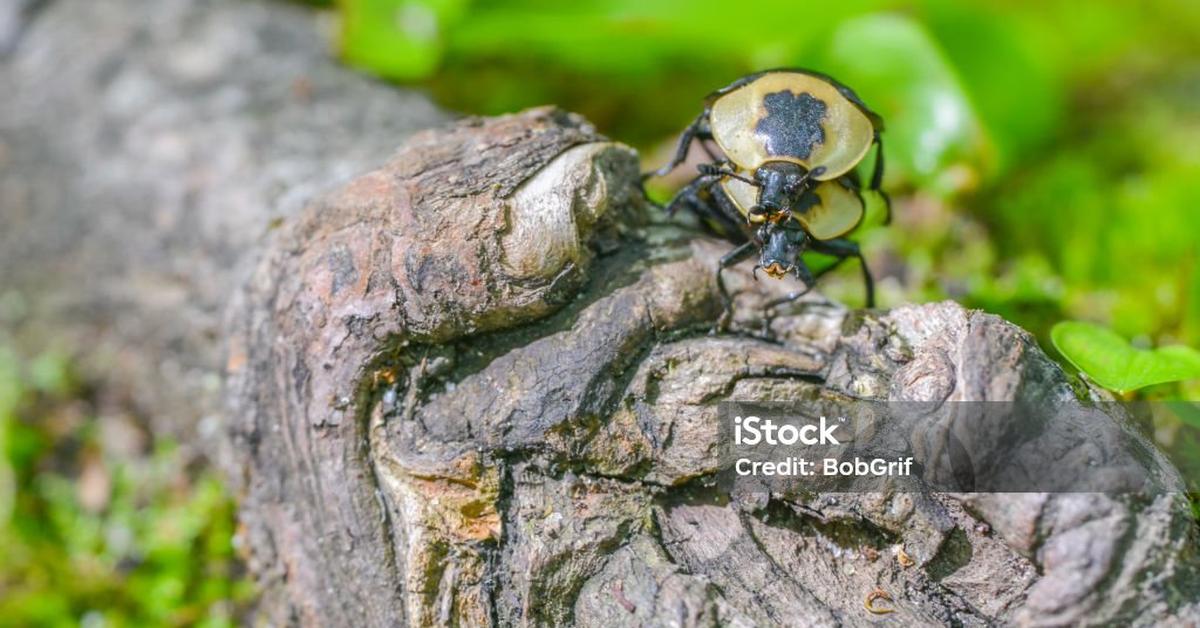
[756,90,826,158]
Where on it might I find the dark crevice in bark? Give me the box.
[359,388,408,624]
[765,497,900,550]
[441,242,652,387]
[484,459,513,628]
[926,526,973,582]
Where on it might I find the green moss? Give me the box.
[0,346,254,627]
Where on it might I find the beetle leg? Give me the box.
[765,259,817,310]
[664,175,706,217]
[645,109,713,180]
[810,237,875,308]
[662,175,762,330]
[710,176,755,229]
[870,133,885,191]
[795,260,816,289]
[665,174,750,242]
[715,241,757,331]
[765,238,874,309]
[870,133,892,225]
[700,138,723,162]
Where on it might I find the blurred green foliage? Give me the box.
[0,346,253,626]
[337,0,1200,400]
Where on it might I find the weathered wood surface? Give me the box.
[227,108,1200,626]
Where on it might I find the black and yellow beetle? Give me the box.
[646,68,888,319]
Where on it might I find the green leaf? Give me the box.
[1051,321,1200,394]
[921,2,1063,172]
[818,13,993,194]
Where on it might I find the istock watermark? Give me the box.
[733,414,843,446]
[731,413,915,479]
[717,400,1190,494]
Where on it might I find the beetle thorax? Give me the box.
[751,161,814,221]
[756,222,807,279]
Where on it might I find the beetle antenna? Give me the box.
[796,165,825,187]
[752,265,762,281]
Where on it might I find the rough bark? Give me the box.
[227,108,1200,626]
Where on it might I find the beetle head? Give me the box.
[749,161,820,223]
[755,221,808,280]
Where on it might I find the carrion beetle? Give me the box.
[646,69,889,324]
